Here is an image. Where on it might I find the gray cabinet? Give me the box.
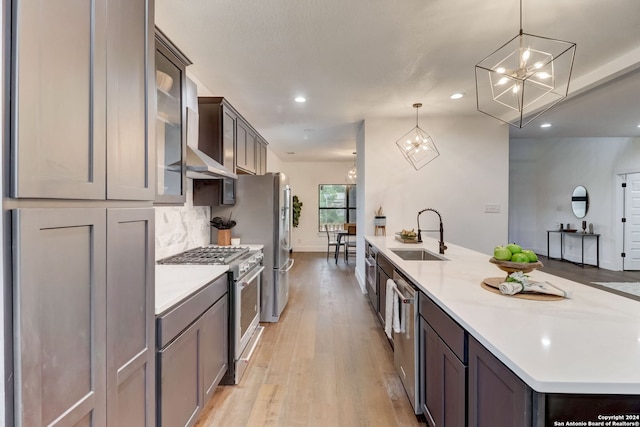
[12,1,106,199]
[201,295,229,402]
[12,207,156,427]
[257,139,268,175]
[156,275,228,427]
[11,0,153,201]
[235,120,257,174]
[13,208,108,427]
[419,293,467,427]
[106,0,154,200]
[106,208,155,427]
[154,28,190,204]
[468,336,531,427]
[158,320,202,427]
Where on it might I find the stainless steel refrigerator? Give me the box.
[214,172,294,322]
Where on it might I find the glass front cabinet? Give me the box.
[154,28,191,204]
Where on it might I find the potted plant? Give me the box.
[293,195,303,228]
[374,206,386,226]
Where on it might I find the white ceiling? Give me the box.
[155,0,640,161]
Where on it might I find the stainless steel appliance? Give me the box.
[158,245,265,384]
[213,172,294,322]
[365,244,377,311]
[392,270,421,414]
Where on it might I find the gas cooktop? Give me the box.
[157,245,250,265]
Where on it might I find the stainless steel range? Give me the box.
[158,245,264,385]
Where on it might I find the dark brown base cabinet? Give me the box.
[420,320,466,427]
[419,293,467,427]
[468,336,532,427]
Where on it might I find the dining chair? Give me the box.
[344,224,357,262]
[324,225,340,261]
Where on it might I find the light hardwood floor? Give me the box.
[195,252,425,427]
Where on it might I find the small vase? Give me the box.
[217,229,231,246]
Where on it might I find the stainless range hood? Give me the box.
[184,105,237,180]
[185,145,237,180]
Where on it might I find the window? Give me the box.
[318,184,356,231]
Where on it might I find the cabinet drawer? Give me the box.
[419,293,466,362]
[157,274,228,348]
[377,253,394,278]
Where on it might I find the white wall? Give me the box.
[362,115,510,255]
[276,161,354,252]
[510,136,640,270]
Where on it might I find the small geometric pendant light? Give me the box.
[475,0,576,128]
[395,103,439,170]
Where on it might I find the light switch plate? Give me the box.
[485,203,501,213]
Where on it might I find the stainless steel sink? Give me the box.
[390,248,447,261]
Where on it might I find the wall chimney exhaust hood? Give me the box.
[184,106,237,180]
[185,145,237,180]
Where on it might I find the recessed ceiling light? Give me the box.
[540,123,552,128]
[637,124,640,128]
[450,93,465,100]
[294,96,306,103]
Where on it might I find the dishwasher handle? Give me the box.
[392,281,414,304]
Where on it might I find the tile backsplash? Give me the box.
[155,180,211,260]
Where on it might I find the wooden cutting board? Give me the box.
[481,277,565,301]
[395,235,419,244]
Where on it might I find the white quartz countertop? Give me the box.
[155,265,229,315]
[366,235,640,394]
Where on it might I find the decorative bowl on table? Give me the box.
[489,257,544,275]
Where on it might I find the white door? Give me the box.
[623,173,640,270]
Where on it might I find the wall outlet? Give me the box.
[485,203,501,213]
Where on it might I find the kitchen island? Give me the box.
[366,235,640,425]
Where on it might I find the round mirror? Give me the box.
[571,185,589,218]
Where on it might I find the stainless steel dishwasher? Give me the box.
[392,270,420,415]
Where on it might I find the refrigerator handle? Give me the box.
[278,258,295,272]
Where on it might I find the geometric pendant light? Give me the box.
[475,0,576,128]
[345,152,357,184]
[395,103,439,170]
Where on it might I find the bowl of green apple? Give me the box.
[490,243,543,275]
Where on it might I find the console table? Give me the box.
[547,230,600,268]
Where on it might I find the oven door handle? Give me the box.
[239,266,265,288]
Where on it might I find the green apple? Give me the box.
[522,249,538,262]
[493,245,512,261]
[510,252,529,263]
[506,243,522,255]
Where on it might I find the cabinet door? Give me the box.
[236,120,248,171]
[468,336,531,427]
[13,208,107,426]
[259,141,267,174]
[12,1,106,199]
[246,131,257,173]
[221,105,236,170]
[201,292,229,402]
[158,321,203,427]
[106,208,155,427]
[155,38,187,204]
[106,0,154,200]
